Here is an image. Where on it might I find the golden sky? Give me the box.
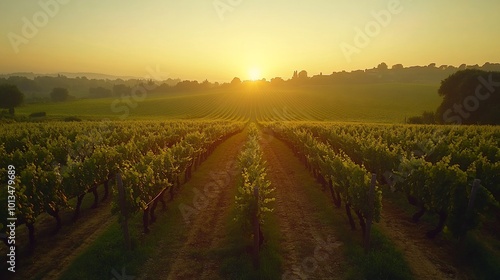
[1,0,499,82]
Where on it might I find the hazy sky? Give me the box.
[1,0,499,82]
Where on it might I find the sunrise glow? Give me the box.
[1,0,499,82]
[249,67,261,81]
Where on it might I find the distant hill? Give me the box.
[0,72,182,100]
[300,62,500,85]
[0,72,143,81]
[1,62,499,101]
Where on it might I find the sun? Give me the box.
[249,67,261,81]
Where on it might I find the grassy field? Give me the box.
[16,83,440,123]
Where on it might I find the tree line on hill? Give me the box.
[1,63,499,102]
[0,85,72,115]
[0,74,180,101]
[306,62,500,85]
[1,63,499,124]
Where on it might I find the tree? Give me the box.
[113,84,132,96]
[231,77,241,86]
[392,64,404,70]
[0,84,24,115]
[201,79,211,89]
[175,80,200,91]
[298,70,308,79]
[270,77,285,86]
[89,87,112,98]
[377,62,388,70]
[6,76,40,92]
[51,87,69,102]
[436,69,500,124]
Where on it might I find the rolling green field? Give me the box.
[16,83,440,123]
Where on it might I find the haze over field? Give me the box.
[2,0,500,82]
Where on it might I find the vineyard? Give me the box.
[264,122,500,239]
[4,0,500,277]
[15,83,440,123]
[1,119,500,279]
[0,121,243,245]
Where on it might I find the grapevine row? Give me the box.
[0,121,243,245]
[262,122,381,239]
[268,122,500,238]
[118,123,243,233]
[234,123,274,251]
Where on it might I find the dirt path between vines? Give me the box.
[138,129,247,280]
[259,132,467,280]
[0,188,114,280]
[378,200,468,280]
[42,202,115,280]
[260,134,345,279]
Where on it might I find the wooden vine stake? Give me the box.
[364,173,377,252]
[460,179,481,243]
[253,186,260,269]
[143,207,150,233]
[116,173,131,251]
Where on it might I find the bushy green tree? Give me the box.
[436,69,500,124]
[50,87,69,102]
[0,84,24,115]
